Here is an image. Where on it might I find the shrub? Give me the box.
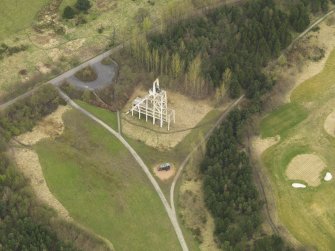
[75,0,91,11]
[74,66,98,82]
[63,6,75,19]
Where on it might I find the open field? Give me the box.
[0,0,185,97]
[260,48,335,250]
[0,0,49,39]
[74,99,225,250]
[35,109,181,251]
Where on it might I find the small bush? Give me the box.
[75,66,98,82]
[101,56,114,65]
[76,0,91,11]
[63,6,75,19]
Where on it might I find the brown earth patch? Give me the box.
[286,154,326,187]
[16,105,70,145]
[153,164,176,181]
[11,106,72,219]
[287,21,335,101]
[49,48,62,62]
[122,86,213,150]
[251,135,280,157]
[36,62,51,74]
[11,147,70,220]
[65,38,86,52]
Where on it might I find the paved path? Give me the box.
[169,96,245,217]
[57,89,189,251]
[50,45,124,87]
[65,61,118,90]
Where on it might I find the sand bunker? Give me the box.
[292,183,306,188]
[251,135,280,156]
[122,87,213,150]
[324,110,335,137]
[12,148,70,219]
[153,164,176,181]
[286,154,326,187]
[16,106,70,145]
[324,172,333,181]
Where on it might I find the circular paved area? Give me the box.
[66,60,118,90]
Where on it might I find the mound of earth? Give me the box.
[153,164,176,181]
[324,110,335,137]
[286,154,326,187]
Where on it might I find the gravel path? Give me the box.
[169,96,245,218]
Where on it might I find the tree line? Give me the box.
[0,84,77,250]
[0,84,110,250]
[197,0,332,249]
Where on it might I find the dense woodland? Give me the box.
[0,85,76,250]
[125,0,333,250]
[127,0,333,100]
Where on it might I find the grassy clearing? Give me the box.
[0,0,49,39]
[77,97,224,249]
[260,103,308,138]
[260,49,335,250]
[35,110,181,251]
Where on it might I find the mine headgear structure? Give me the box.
[130,78,176,130]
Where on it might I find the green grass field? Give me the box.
[260,49,335,250]
[75,100,118,130]
[260,103,308,138]
[35,109,181,251]
[0,0,49,39]
[73,100,222,250]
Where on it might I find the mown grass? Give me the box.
[75,98,223,250]
[260,103,308,138]
[260,49,335,250]
[0,0,49,38]
[35,110,181,251]
[291,49,335,104]
[75,100,118,130]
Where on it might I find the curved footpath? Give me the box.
[170,95,244,217]
[57,89,189,251]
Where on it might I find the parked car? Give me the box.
[158,163,171,171]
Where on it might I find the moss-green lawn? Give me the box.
[0,0,50,39]
[35,109,181,251]
[260,49,335,250]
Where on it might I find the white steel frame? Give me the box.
[130,79,176,130]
